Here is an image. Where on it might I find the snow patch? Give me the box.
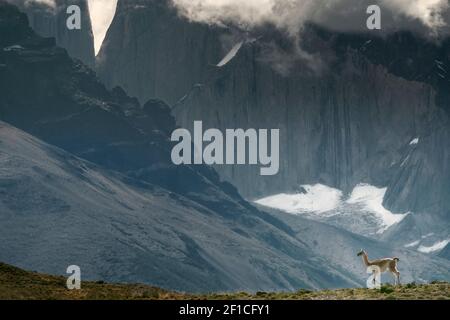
[418,239,450,253]
[255,184,342,214]
[3,45,24,52]
[435,60,446,73]
[404,240,421,248]
[346,184,409,233]
[217,41,243,67]
[255,183,408,235]
[400,155,410,167]
[422,233,435,239]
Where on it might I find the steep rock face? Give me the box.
[327,30,450,243]
[380,113,450,247]
[96,0,223,105]
[440,245,450,260]
[8,0,95,67]
[385,116,450,218]
[96,0,440,199]
[175,47,437,199]
[95,0,450,250]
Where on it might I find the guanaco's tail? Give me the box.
[393,257,400,262]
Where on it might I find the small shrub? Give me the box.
[380,285,394,294]
[142,290,160,299]
[296,289,312,295]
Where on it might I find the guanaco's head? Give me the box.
[357,249,366,257]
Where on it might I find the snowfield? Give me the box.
[255,183,409,236]
[255,184,342,214]
[346,184,409,233]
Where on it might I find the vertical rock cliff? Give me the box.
[96,0,223,105]
[96,1,449,247]
[8,0,95,67]
[96,1,442,195]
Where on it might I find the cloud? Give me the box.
[171,0,450,36]
[171,0,449,75]
[27,0,55,7]
[381,0,449,29]
[7,0,56,8]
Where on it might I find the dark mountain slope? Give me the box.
[1,120,360,291]
[96,0,446,200]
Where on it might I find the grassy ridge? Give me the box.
[1,262,449,300]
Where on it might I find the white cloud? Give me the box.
[382,0,449,30]
[171,0,450,36]
[26,0,55,7]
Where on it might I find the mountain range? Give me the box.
[0,0,449,292]
[96,0,450,254]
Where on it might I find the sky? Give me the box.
[87,0,118,54]
[172,0,450,36]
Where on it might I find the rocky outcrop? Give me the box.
[8,0,95,67]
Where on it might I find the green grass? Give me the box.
[1,262,449,300]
